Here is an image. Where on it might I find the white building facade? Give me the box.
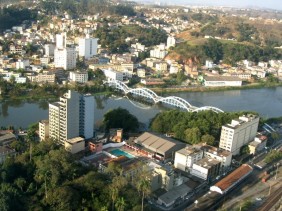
[219,114,260,155]
[49,90,94,144]
[78,36,98,59]
[69,71,88,83]
[54,47,76,70]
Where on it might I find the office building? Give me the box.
[78,35,98,59]
[49,90,94,144]
[219,114,259,155]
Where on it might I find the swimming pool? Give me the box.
[110,148,135,158]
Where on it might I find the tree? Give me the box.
[185,127,201,144]
[201,134,215,146]
[240,145,250,155]
[136,177,151,211]
[14,177,26,192]
[103,107,139,132]
[115,197,126,211]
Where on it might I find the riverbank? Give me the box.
[0,90,112,102]
[150,82,282,94]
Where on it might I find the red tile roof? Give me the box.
[214,164,253,192]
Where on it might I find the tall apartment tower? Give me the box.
[49,90,94,144]
[219,114,259,155]
[56,33,67,48]
[78,35,98,59]
[54,47,76,70]
[54,33,76,70]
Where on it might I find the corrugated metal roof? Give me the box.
[134,132,185,155]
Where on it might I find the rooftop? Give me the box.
[194,157,221,169]
[213,164,253,192]
[176,146,201,156]
[200,144,231,157]
[204,76,242,82]
[134,132,185,155]
[66,137,84,144]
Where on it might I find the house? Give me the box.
[248,135,267,155]
[64,137,85,154]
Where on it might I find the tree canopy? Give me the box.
[0,139,144,210]
[103,107,139,132]
[150,110,258,146]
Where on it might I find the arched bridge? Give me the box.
[104,79,224,113]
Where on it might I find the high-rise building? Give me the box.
[167,36,176,49]
[49,90,94,144]
[219,114,259,155]
[54,47,76,70]
[54,33,76,70]
[56,33,67,49]
[78,35,98,59]
[80,94,95,139]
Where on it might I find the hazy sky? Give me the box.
[136,0,282,10]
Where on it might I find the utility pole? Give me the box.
[275,163,279,180]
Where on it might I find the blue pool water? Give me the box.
[110,148,135,158]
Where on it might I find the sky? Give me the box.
[135,0,282,11]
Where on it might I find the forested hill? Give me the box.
[0,7,37,33]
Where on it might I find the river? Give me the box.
[0,87,282,129]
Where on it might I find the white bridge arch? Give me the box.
[105,79,224,113]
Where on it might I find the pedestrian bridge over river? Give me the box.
[104,79,224,113]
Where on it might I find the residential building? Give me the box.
[39,120,49,141]
[248,135,267,155]
[49,90,94,144]
[137,69,146,78]
[174,146,203,172]
[44,44,55,57]
[167,36,176,49]
[79,94,95,139]
[210,164,253,194]
[56,33,67,49]
[69,71,88,83]
[150,43,168,59]
[54,33,76,70]
[190,158,221,180]
[203,76,242,87]
[200,144,232,168]
[78,35,98,59]
[155,62,168,73]
[219,114,260,155]
[16,59,29,70]
[102,68,124,81]
[54,47,76,70]
[65,137,85,154]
